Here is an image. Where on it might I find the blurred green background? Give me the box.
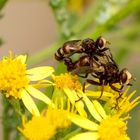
[0,0,140,139]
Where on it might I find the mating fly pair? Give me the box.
[55,36,134,96]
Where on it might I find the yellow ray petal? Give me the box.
[69,114,99,131]
[70,132,99,140]
[64,88,87,117]
[63,88,76,104]
[32,80,55,88]
[80,91,103,122]
[26,66,54,81]
[16,55,27,64]
[86,90,113,98]
[21,89,40,116]
[26,86,55,108]
[92,100,107,119]
[75,100,87,117]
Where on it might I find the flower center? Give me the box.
[0,53,29,99]
[19,116,56,140]
[98,116,130,140]
[54,73,82,90]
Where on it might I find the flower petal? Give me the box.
[75,99,87,117]
[92,100,107,119]
[70,132,99,140]
[68,114,99,131]
[86,90,113,98]
[26,85,55,108]
[79,91,103,122]
[26,66,54,81]
[63,88,77,103]
[16,55,27,64]
[64,88,87,117]
[21,89,40,116]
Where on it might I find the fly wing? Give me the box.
[71,58,104,75]
[96,49,118,68]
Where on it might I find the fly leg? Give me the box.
[110,83,124,109]
[109,83,124,93]
[82,82,87,93]
[109,83,124,99]
[75,95,83,103]
[64,57,74,71]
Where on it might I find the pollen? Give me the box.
[54,73,82,90]
[98,116,130,140]
[19,116,56,140]
[0,53,29,99]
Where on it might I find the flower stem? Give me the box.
[2,97,11,140]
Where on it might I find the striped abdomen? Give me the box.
[55,40,82,61]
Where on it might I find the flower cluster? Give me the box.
[1,52,139,140]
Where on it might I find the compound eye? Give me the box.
[96,37,106,49]
[120,68,132,85]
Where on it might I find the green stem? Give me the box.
[2,97,23,140]
[2,97,11,140]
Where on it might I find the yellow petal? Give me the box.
[92,100,107,119]
[21,89,40,116]
[68,114,99,131]
[64,88,87,117]
[75,100,87,117]
[26,85,55,108]
[16,55,27,64]
[70,132,99,140]
[32,80,55,88]
[80,91,103,122]
[86,90,113,98]
[63,88,77,104]
[26,66,54,81]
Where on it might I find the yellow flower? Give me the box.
[0,52,54,116]
[44,100,72,129]
[19,99,73,140]
[113,89,140,115]
[54,73,82,90]
[19,115,56,140]
[69,90,140,140]
[95,85,140,114]
[52,73,87,117]
[85,83,140,114]
[69,100,130,140]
